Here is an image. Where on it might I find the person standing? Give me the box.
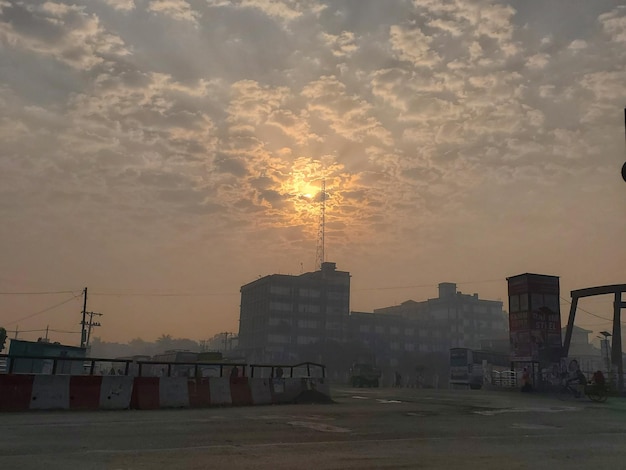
[521,367,532,392]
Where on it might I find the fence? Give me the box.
[491,370,518,388]
[0,354,325,379]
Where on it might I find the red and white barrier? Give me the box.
[271,378,304,403]
[31,375,70,410]
[0,374,34,411]
[159,377,190,408]
[100,376,134,410]
[69,376,102,410]
[0,375,330,411]
[230,377,253,406]
[187,378,211,408]
[208,377,232,406]
[249,378,272,405]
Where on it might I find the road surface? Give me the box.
[2,386,626,469]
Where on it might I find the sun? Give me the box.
[278,158,326,224]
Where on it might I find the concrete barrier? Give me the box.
[70,376,102,410]
[159,377,190,408]
[271,378,303,403]
[208,377,232,406]
[0,375,331,411]
[31,375,70,410]
[131,377,160,410]
[0,374,34,411]
[230,377,253,406]
[100,376,134,410]
[249,378,272,405]
[188,378,211,408]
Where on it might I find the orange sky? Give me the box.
[0,0,624,344]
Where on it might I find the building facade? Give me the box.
[238,262,350,363]
[374,282,508,353]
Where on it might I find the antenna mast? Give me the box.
[315,178,326,270]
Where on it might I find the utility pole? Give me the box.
[80,287,87,348]
[86,311,102,348]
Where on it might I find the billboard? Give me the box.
[507,274,562,362]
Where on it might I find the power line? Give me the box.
[90,291,238,297]
[4,294,82,326]
[5,328,81,334]
[560,296,624,324]
[0,290,79,295]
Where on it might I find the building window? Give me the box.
[267,334,289,344]
[390,327,399,335]
[390,342,399,350]
[270,285,290,295]
[298,304,320,313]
[359,325,370,333]
[268,317,281,326]
[404,328,414,336]
[520,293,529,311]
[296,336,317,345]
[270,301,292,312]
[404,343,414,351]
[298,288,320,298]
[375,326,384,334]
[297,319,318,329]
[327,291,348,300]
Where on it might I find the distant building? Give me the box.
[238,262,350,363]
[7,339,86,374]
[374,282,508,352]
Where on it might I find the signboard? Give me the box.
[507,274,562,363]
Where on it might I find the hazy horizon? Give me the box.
[1,0,624,345]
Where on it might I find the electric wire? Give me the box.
[4,294,82,326]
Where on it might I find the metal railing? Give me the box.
[0,354,325,379]
[134,360,248,378]
[491,370,517,388]
[249,362,326,379]
[0,354,133,375]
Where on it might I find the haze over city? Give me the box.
[1,0,624,345]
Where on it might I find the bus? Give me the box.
[449,348,511,389]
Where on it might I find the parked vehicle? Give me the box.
[350,363,381,388]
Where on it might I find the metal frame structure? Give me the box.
[563,284,626,393]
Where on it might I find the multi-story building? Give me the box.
[238,262,350,363]
[238,268,507,387]
[374,282,508,352]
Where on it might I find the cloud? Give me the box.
[0,2,130,70]
[207,0,327,23]
[103,0,135,11]
[0,0,625,341]
[599,6,626,43]
[321,31,358,57]
[148,0,199,24]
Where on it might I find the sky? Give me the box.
[1,0,625,345]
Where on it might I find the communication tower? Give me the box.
[315,179,326,270]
